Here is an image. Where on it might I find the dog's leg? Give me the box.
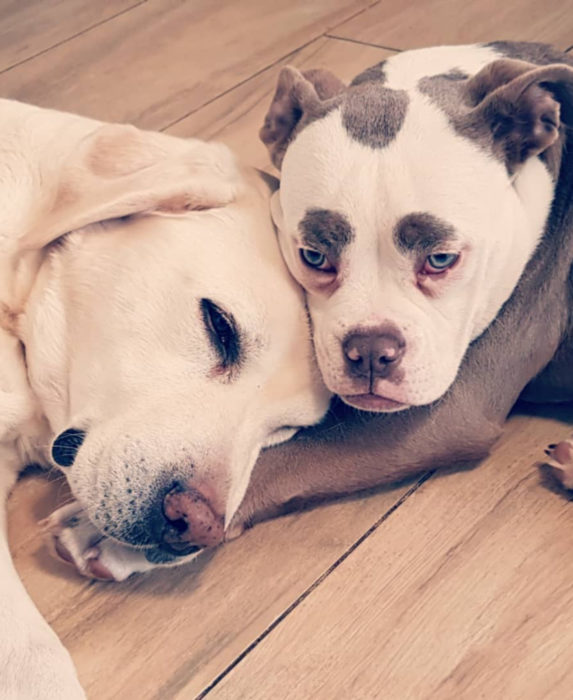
[43,502,198,581]
[0,450,85,699]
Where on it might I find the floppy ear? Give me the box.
[462,58,573,174]
[260,66,345,169]
[16,122,239,253]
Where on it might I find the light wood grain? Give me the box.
[10,472,419,699]
[169,37,394,169]
[330,0,573,51]
[209,409,573,700]
[0,0,373,130]
[0,0,143,73]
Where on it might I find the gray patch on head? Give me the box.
[486,41,573,67]
[419,43,571,177]
[351,60,387,87]
[299,208,355,258]
[418,71,492,149]
[341,84,409,148]
[394,212,456,254]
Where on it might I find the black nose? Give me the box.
[51,428,86,467]
[343,329,406,379]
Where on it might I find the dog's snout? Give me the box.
[343,329,406,379]
[160,484,224,551]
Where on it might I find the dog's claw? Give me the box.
[544,438,573,490]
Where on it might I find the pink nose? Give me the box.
[162,485,224,550]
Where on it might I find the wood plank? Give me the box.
[330,0,573,51]
[0,0,143,73]
[10,474,419,699]
[209,408,573,700]
[169,37,394,169]
[0,0,373,130]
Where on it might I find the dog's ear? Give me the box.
[462,58,573,174]
[260,66,345,169]
[18,124,239,252]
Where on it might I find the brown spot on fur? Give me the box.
[394,212,456,254]
[86,124,160,178]
[342,84,409,149]
[299,208,354,258]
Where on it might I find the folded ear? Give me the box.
[260,66,345,169]
[18,122,239,252]
[462,58,573,174]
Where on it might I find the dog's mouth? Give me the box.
[340,393,409,412]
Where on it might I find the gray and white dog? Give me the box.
[230,41,573,526]
[261,41,572,412]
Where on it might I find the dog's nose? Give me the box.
[343,330,405,379]
[160,484,224,552]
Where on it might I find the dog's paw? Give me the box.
[544,439,573,490]
[41,502,156,582]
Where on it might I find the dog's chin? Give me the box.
[340,393,410,413]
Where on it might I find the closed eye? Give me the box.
[200,299,241,369]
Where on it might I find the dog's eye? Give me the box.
[200,299,240,368]
[299,248,335,272]
[423,252,459,274]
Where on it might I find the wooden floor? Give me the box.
[5,2,573,698]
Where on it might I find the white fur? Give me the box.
[275,44,554,408]
[383,44,500,89]
[0,100,329,696]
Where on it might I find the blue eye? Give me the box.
[425,252,459,272]
[299,248,333,271]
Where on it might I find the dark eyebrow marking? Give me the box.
[200,299,241,373]
[394,212,457,254]
[299,208,355,258]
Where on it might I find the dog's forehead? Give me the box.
[281,44,523,237]
[282,91,507,239]
[338,43,501,149]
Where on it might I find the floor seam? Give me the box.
[160,35,322,133]
[325,33,402,52]
[323,0,381,35]
[162,0,387,133]
[195,470,434,699]
[0,1,148,76]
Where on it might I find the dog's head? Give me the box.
[18,121,329,560]
[261,45,573,411]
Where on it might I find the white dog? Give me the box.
[0,100,329,698]
[261,41,572,412]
